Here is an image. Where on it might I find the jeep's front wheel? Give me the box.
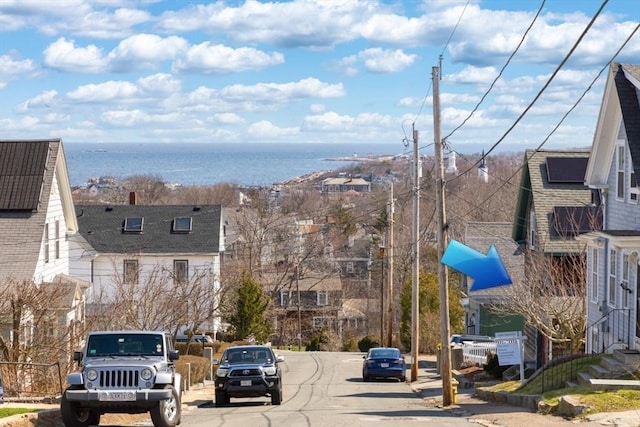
[60,391,100,427]
[150,385,181,427]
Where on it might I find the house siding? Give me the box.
[35,178,70,283]
[605,138,639,230]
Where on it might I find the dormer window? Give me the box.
[124,217,143,233]
[173,217,192,233]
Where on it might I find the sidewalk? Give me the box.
[409,356,640,427]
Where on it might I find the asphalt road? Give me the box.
[3,351,639,427]
[177,351,489,427]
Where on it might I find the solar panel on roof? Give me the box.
[0,142,49,211]
[545,157,588,183]
[552,206,602,235]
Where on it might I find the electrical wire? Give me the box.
[448,0,611,182]
[444,0,546,142]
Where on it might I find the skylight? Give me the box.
[124,217,143,233]
[173,217,192,232]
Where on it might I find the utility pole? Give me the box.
[410,127,420,382]
[386,184,394,348]
[379,246,385,345]
[433,65,453,405]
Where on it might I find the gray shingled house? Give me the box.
[0,139,88,357]
[512,148,602,366]
[580,63,640,354]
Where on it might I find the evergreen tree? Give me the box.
[227,271,271,343]
[400,270,464,353]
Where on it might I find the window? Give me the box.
[44,223,49,263]
[173,260,188,284]
[631,169,638,202]
[617,145,625,199]
[529,210,536,249]
[124,217,144,233]
[123,260,139,285]
[280,290,290,306]
[312,316,335,328]
[317,291,329,306]
[622,254,630,309]
[346,262,355,274]
[173,217,192,232]
[608,249,617,307]
[55,220,60,259]
[590,247,598,302]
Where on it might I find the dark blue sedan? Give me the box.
[362,347,406,382]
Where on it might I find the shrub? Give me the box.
[175,355,211,386]
[342,336,358,352]
[357,335,380,352]
[483,351,510,379]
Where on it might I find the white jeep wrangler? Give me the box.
[61,330,182,427]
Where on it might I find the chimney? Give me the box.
[129,191,137,205]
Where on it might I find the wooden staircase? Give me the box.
[575,349,640,390]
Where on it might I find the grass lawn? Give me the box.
[0,407,42,419]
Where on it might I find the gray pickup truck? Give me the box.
[61,330,182,427]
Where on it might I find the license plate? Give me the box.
[380,363,389,368]
[240,380,252,387]
[99,391,136,401]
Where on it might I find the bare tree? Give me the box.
[90,260,223,348]
[0,277,87,396]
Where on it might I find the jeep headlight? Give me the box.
[141,368,153,381]
[86,369,98,382]
[263,366,276,376]
[216,367,229,378]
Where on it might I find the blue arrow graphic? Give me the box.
[441,239,512,291]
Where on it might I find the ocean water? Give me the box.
[64,142,404,187]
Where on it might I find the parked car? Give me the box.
[175,334,213,343]
[61,330,181,427]
[450,334,494,345]
[362,347,406,382]
[213,345,284,406]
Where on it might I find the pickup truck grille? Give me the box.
[95,369,140,388]
[229,368,262,377]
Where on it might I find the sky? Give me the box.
[1,0,639,154]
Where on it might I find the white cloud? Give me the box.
[220,78,345,104]
[101,109,183,127]
[172,43,284,74]
[43,38,108,73]
[136,73,182,94]
[302,111,354,131]
[66,80,138,102]
[16,90,58,112]
[108,34,189,71]
[247,120,299,138]
[0,54,35,86]
[212,113,245,125]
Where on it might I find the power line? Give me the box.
[449,0,611,182]
[444,0,546,142]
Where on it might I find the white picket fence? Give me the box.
[462,341,497,365]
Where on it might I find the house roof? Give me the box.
[75,204,222,255]
[0,139,77,283]
[586,63,640,186]
[464,222,524,297]
[513,149,596,253]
